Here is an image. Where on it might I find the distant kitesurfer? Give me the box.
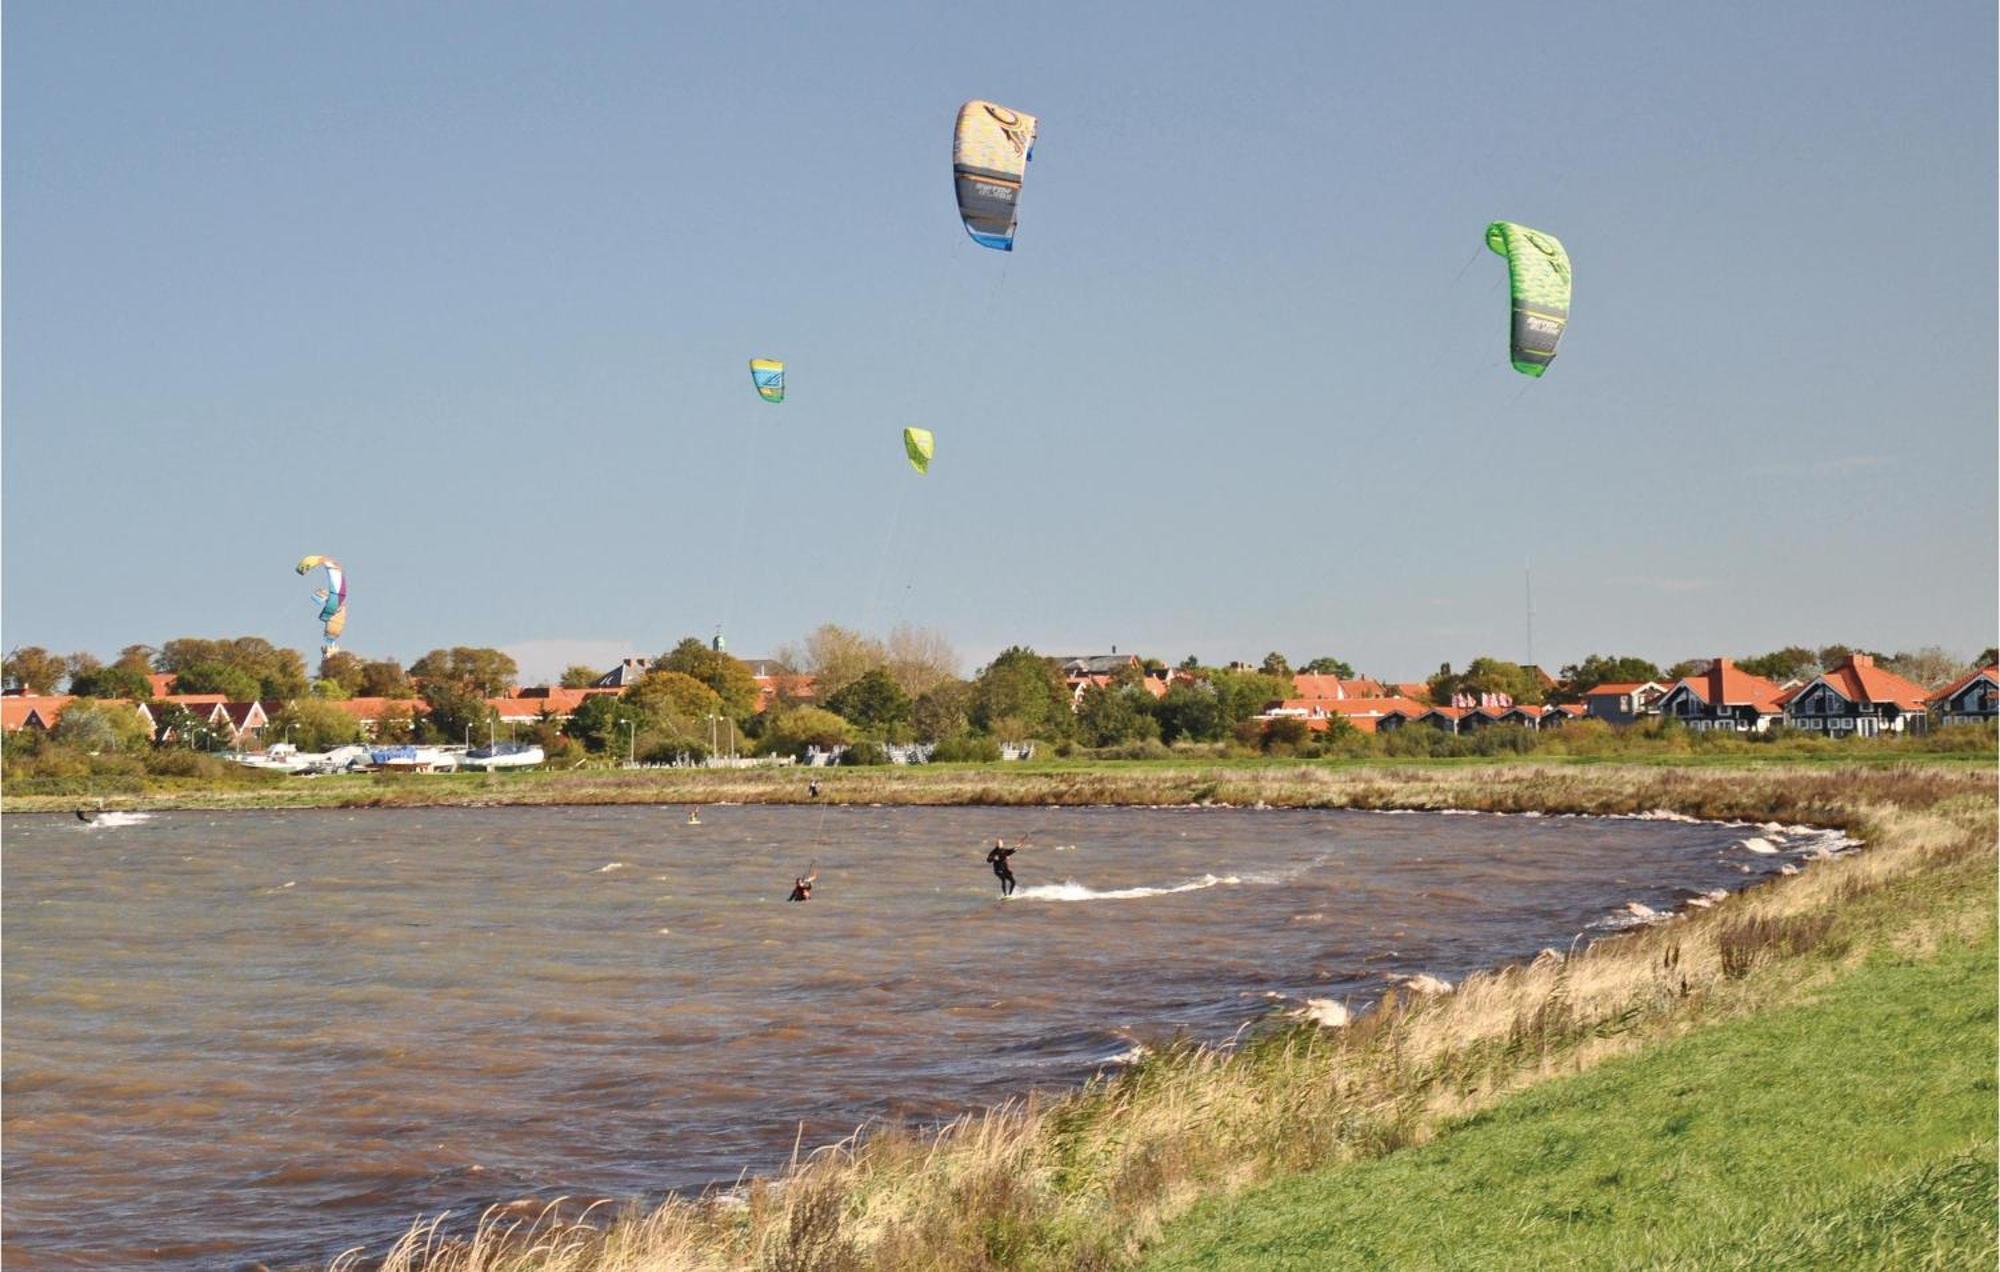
[75,808,96,824]
[987,838,1019,896]
[787,871,817,902]
[687,806,702,825]
[808,779,821,799]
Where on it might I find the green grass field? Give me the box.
[1145,926,1998,1270]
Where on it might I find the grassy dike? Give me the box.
[276,762,2000,1272]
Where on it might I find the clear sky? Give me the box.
[6,1,1995,684]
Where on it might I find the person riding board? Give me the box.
[787,869,818,902]
[986,838,1019,896]
[808,778,821,799]
[687,806,702,825]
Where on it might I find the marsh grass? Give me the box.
[297,763,1997,1271]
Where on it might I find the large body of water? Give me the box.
[1,804,1834,1268]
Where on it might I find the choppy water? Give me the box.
[1,804,1837,1268]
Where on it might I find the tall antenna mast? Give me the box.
[1524,565,1535,668]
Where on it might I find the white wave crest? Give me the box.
[1008,873,1238,902]
[82,811,152,829]
[597,862,626,873]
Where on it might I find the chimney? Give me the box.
[1849,653,1872,667]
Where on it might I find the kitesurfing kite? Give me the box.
[953,101,1038,251]
[1485,222,1571,377]
[295,555,348,652]
[903,427,934,474]
[749,358,785,403]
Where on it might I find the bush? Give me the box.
[840,741,889,766]
[642,737,710,765]
[931,735,1002,763]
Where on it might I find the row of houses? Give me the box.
[2,657,824,744]
[1251,655,1999,737]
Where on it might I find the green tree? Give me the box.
[970,647,1071,740]
[410,647,519,696]
[1076,683,1160,746]
[309,678,352,699]
[1557,654,1664,697]
[158,637,307,699]
[67,663,154,700]
[1259,651,1292,677]
[759,706,852,757]
[420,678,498,746]
[626,670,724,735]
[318,651,367,695]
[910,680,973,743]
[115,644,158,676]
[1978,647,1998,669]
[1211,670,1294,723]
[656,638,760,717]
[1664,658,1711,681]
[1431,657,1546,706]
[1300,656,1354,677]
[824,668,913,733]
[262,698,365,752]
[358,660,415,698]
[565,694,646,756]
[173,661,262,702]
[373,701,419,744]
[3,646,68,694]
[55,700,154,752]
[559,664,603,689]
[1154,683,1225,743]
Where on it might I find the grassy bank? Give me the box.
[5,749,1996,815]
[1147,914,1996,1269]
[302,763,1997,1271]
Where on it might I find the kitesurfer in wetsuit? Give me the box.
[808,779,821,799]
[75,808,96,824]
[787,872,817,902]
[986,838,1019,896]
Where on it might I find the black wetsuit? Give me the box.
[75,809,94,823]
[787,880,813,902]
[986,845,1018,896]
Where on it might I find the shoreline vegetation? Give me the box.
[217,761,2000,1271]
[4,744,1996,816]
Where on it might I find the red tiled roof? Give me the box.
[324,697,431,720]
[1290,674,1387,700]
[1391,682,1432,704]
[1930,665,1999,706]
[1667,658,1785,712]
[147,673,178,697]
[1813,654,1931,711]
[1,695,70,730]
[159,693,230,707]
[1585,682,1650,697]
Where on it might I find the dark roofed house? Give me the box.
[591,658,652,689]
[1582,681,1667,726]
[1781,654,1932,738]
[1656,659,1785,733]
[1058,653,1142,677]
[1931,665,1998,728]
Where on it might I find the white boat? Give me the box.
[463,741,545,771]
[369,745,462,773]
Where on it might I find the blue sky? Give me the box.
[6,1,1994,683]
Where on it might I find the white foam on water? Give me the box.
[1739,837,1780,854]
[597,862,626,873]
[1290,998,1351,1028]
[82,811,152,829]
[1008,873,1239,902]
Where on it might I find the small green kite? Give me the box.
[1486,221,1571,377]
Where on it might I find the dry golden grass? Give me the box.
[300,763,1994,1271]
